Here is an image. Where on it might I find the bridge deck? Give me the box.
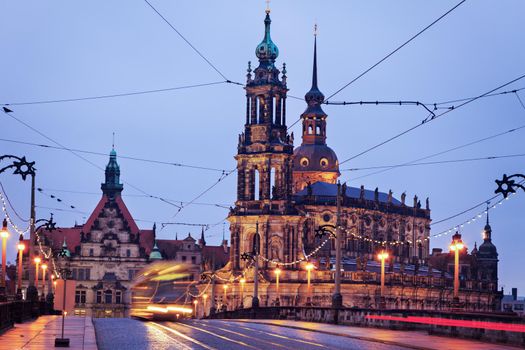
[0,315,97,350]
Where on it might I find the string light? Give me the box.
[0,189,30,235]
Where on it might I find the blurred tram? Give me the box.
[130,262,198,320]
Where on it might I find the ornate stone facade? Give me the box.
[208,9,501,313]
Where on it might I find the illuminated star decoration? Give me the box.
[240,252,254,261]
[12,157,36,181]
[495,173,525,198]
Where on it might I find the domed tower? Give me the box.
[293,30,340,192]
[235,7,293,204]
[229,8,300,272]
[477,211,498,290]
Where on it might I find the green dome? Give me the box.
[255,13,279,64]
[149,241,162,260]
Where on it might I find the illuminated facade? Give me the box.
[209,9,501,313]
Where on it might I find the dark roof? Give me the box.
[295,181,402,205]
[202,246,230,268]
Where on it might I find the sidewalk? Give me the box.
[233,319,520,350]
[0,315,97,350]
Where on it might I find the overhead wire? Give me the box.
[143,0,230,82]
[338,73,525,166]
[342,153,525,172]
[0,81,227,106]
[0,137,228,173]
[2,107,182,210]
[325,0,467,102]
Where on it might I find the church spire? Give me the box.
[101,147,124,198]
[255,4,279,69]
[301,26,328,145]
[484,204,492,241]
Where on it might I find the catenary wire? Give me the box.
[2,107,183,210]
[338,73,525,166]
[325,0,467,102]
[143,0,230,82]
[0,138,228,173]
[0,81,226,106]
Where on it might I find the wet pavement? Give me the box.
[94,318,521,350]
[0,315,97,350]
[95,318,405,350]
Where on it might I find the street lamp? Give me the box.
[305,262,314,290]
[223,284,228,310]
[449,232,465,302]
[41,263,48,296]
[34,257,41,288]
[239,277,246,309]
[274,267,282,305]
[0,219,8,293]
[377,250,389,304]
[202,293,208,317]
[193,299,198,318]
[17,238,25,296]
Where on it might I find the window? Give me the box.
[104,290,112,304]
[85,269,90,280]
[320,158,329,168]
[515,304,524,311]
[96,290,102,304]
[300,157,309,167]
[181,255,187,262]
[191,256,196,264]
[115,291,122,304]
[78,269,85,281]
[75,290,86,304]
[89,249,94,257]
[71,269,77,280]
[128,270,136,280]
[126,249,131,257]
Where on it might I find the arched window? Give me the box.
[252,233,261,255]
[308,125,313,134]
[316,125,321,135]
[254,168,260,200]
[270,167,276,199]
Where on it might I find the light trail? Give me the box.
[366,315,525,333]
[151,322,218,350]
[173,322,259,349]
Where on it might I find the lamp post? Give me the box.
[377,250,389,308]
[239,277,245,309]
[202,293,208,317]
[0,154,36,296]
[449,232,465,303]
[240,221,260,308]
[223,284,228,311]
[305,262,315,306]
[274,267,281,305]
[17,237,25,296]
[333,182,343,309]
[41,263,48,296]
[0,219,8,294]
[34,257,41,289]
[193,299,198,318]
[55,239,71,347]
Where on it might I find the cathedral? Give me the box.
[208,9,501,312]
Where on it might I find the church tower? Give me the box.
[293,30,340,192]
[101,148,124,199]
[477,212,499,291]
[229,8,301,272]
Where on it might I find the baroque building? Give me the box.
[208,9,501,313]
[21,149,229,317]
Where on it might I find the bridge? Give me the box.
[1,303,525,350]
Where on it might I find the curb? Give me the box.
[226,319,434,350]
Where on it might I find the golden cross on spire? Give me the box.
[314,23,318,37]
[112,132,115,149]
[265,0,271,14]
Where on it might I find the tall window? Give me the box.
[254,169,260,200]
[126,249,131,257]
[270,168,276,199]
[115,291,122,304]
[96,290,102,303]
[75,290,86,304]
[104,290,112,304]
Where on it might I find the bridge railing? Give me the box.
[0,300,49,334]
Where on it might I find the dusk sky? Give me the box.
[1,1,524,293]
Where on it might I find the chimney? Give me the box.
[512,288,518,301]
